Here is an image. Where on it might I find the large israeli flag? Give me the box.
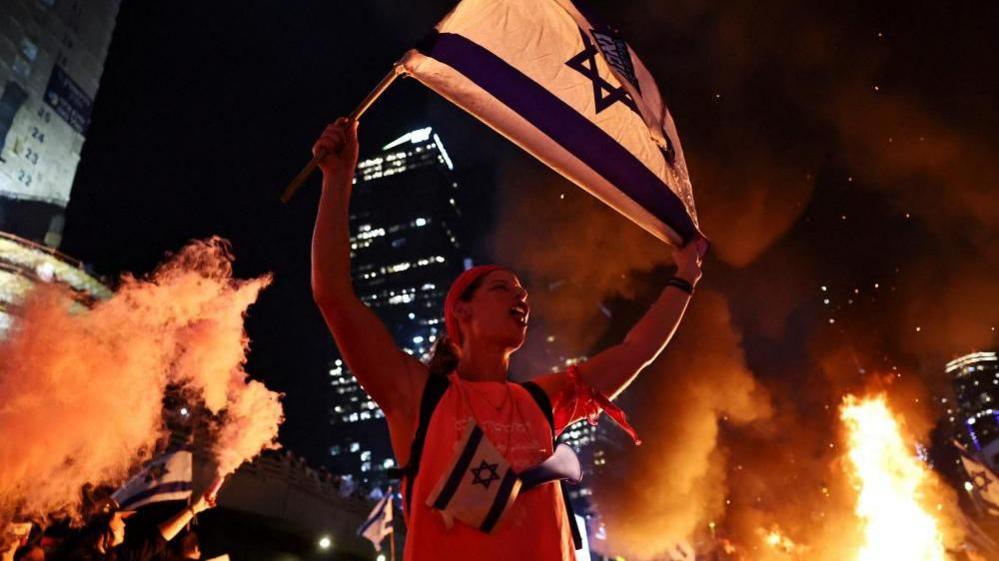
[111,450,193,510]
[400,0,700,245]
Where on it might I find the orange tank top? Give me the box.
[402,374,576,561]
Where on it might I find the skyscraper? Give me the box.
[1,0,121,247]
[948,351,999,467]
[1,1,119,336]
[327,126,467,483]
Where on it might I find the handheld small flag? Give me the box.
[111,450,193,510]
[956,440,999,515]
[358,486,394,551]
[400,0,701,245]
[425,424,522,533]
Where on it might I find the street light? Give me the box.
[318,536,332,550]
[376,555,386,561]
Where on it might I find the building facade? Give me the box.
[1,1,118,336]
[1,0,120,247]
[0,231,110,338]
[948,351,999,468]
[327,126,467,484]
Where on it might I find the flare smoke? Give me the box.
[488,0,998,557]
[0,238,282,528]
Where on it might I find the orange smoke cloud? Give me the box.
[0,238,281,528]
[492,162,667,362]
[591,291,772,559]
[827,89,999,368]
[694,146,814,268]
[492,149,772,560]
[483,2,999,557]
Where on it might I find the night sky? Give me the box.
[60,1,510,462]
[60,0,999,524]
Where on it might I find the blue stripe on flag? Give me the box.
[417,32,696,243]
[118,481,192,509]
[479,468,518,532]
[432,425,484,510]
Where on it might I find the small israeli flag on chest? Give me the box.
[425,423,522,532]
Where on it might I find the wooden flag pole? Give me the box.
[389,488,397,561]
[280,63,405,203]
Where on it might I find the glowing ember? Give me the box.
[840,394,948,561]
[758,525,798,554]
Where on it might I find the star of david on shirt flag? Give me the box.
[400,0,702,246]
[425,423,522,533]
[470,460,502,489]
[425,423,584,534]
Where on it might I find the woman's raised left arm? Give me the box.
[534,236,707,406]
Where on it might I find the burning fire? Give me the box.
[840,394,948,561]
[758,525,798,554]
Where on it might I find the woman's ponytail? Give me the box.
[429,267,493,378]
[426,334,459,378]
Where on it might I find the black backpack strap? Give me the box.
[519,381,583,551]
[520,381,555,429]
[399,374,450,514]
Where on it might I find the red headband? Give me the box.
[443,265,504,347]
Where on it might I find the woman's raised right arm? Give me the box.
[311,119,427,419]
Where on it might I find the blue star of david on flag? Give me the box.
[111,450,192,510]
[956,439,999,515]
[143,462,168,484]
[972,470,994,494]
[565,27,678,167]
[402,0,703,246]
[566,29,639,116]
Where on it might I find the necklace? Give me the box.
[470,382,512,412]
[452,375,519,455]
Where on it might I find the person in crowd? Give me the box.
[311,118,706,560]
[2,523,33,561]
[162,530,200,561]
[50,491,215,561]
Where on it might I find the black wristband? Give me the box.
[666,276,694,295]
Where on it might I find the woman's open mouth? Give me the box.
[509,304,529,327]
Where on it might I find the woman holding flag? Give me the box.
[311,117,704,560]
[50,491,216,561]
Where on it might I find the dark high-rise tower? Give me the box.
[948,351,999,467]
[327,126,467,484]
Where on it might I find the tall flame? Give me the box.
[840,394,948,561]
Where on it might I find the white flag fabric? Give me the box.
[400,0,700,245]
[358,486,394,551]
[573,514,591,561]
[956,441,999,515]
[111,450,193,510]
